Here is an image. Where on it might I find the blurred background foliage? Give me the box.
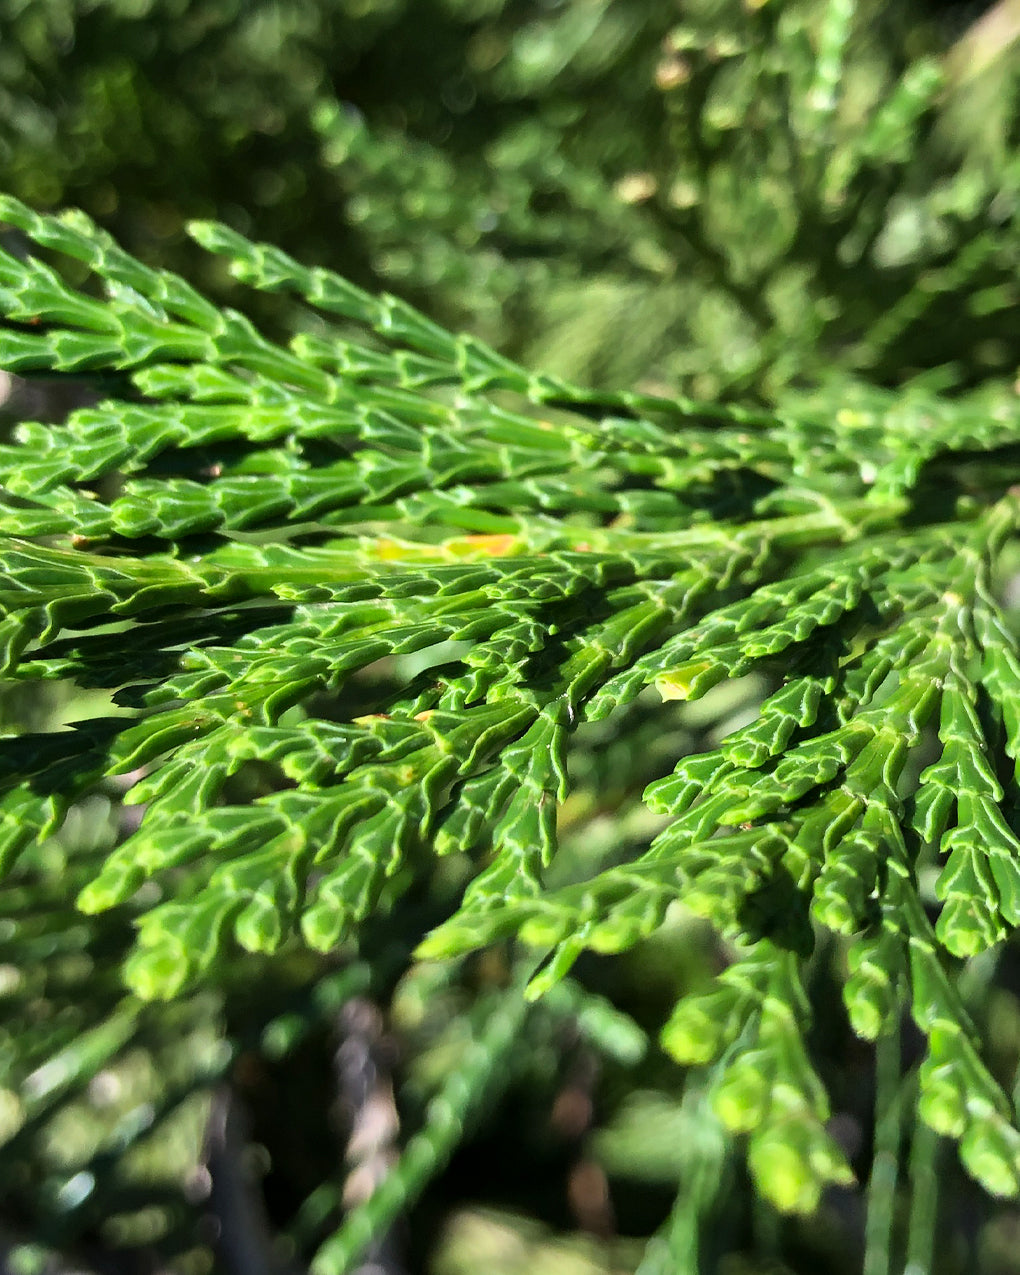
[3,0,1019,400]
[3,0,1020,1272]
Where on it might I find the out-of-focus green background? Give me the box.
[3,2,1020,1272]
[5,0,1019,401]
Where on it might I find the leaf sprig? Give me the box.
[3,194,1020,1238]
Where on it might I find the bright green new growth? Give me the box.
[2,185,1020,1260]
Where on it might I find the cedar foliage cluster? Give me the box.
[2,1,1020,1273]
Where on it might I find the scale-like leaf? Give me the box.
[3,195,1020,1252]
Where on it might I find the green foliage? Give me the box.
[2,184,1020,1265]
[3,0,1019,396]
[3,1,1020,1271]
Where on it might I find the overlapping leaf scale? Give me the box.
[141,576,626,717]
[295,571,713,961]
[0,201,931,556]
[290,328,463,390]
[82,695,544,998]
[5,199,1020,1218]
[0,199,790,479]
[473,574,704,715]
[0,410,804,553]
[831,596,939,722]
[719,639,841,769]
[295,521,1003,983]
[974,576,1020,780]
[132,362,290,403]
[896,863,1020,1197]
[421,525,1004,1016]
[919,657,1020,956]
[105,545,703,726]
[661,943,852,1214]
[0,403,792,557]
[0,541,246,677]
[0,209,484,411]
[660,940,777,1068]
[0,397,628,546]
[298,700,555,955]
[434,709,567,898]
[0,787,69,876]
[865,391,1020,501]
[556,667,923,958]
[7,390,579,485]
[0,196,222,332]
[659,796,1020,1204]
[184,216,784,431]
[842,892,909,1042]
[54,456,690,543]
[0,539,634,908]
[588,524,921,719]
[151,540,680,622]
[0,540,647,690]
[419,527,988,966]
[417,825,785,965]
[0,241,209,374]
[0,485,117,541]
[581,551,976,952]
[713,966,854,1213]
[409,571,759,960]
[646,558,1020,1196]
[701,616,947,829]
[88,583,550,810]
[811,799,895,939]
[180,218,885,499]
[0,400,350,495]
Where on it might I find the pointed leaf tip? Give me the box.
[654,659,727,702]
